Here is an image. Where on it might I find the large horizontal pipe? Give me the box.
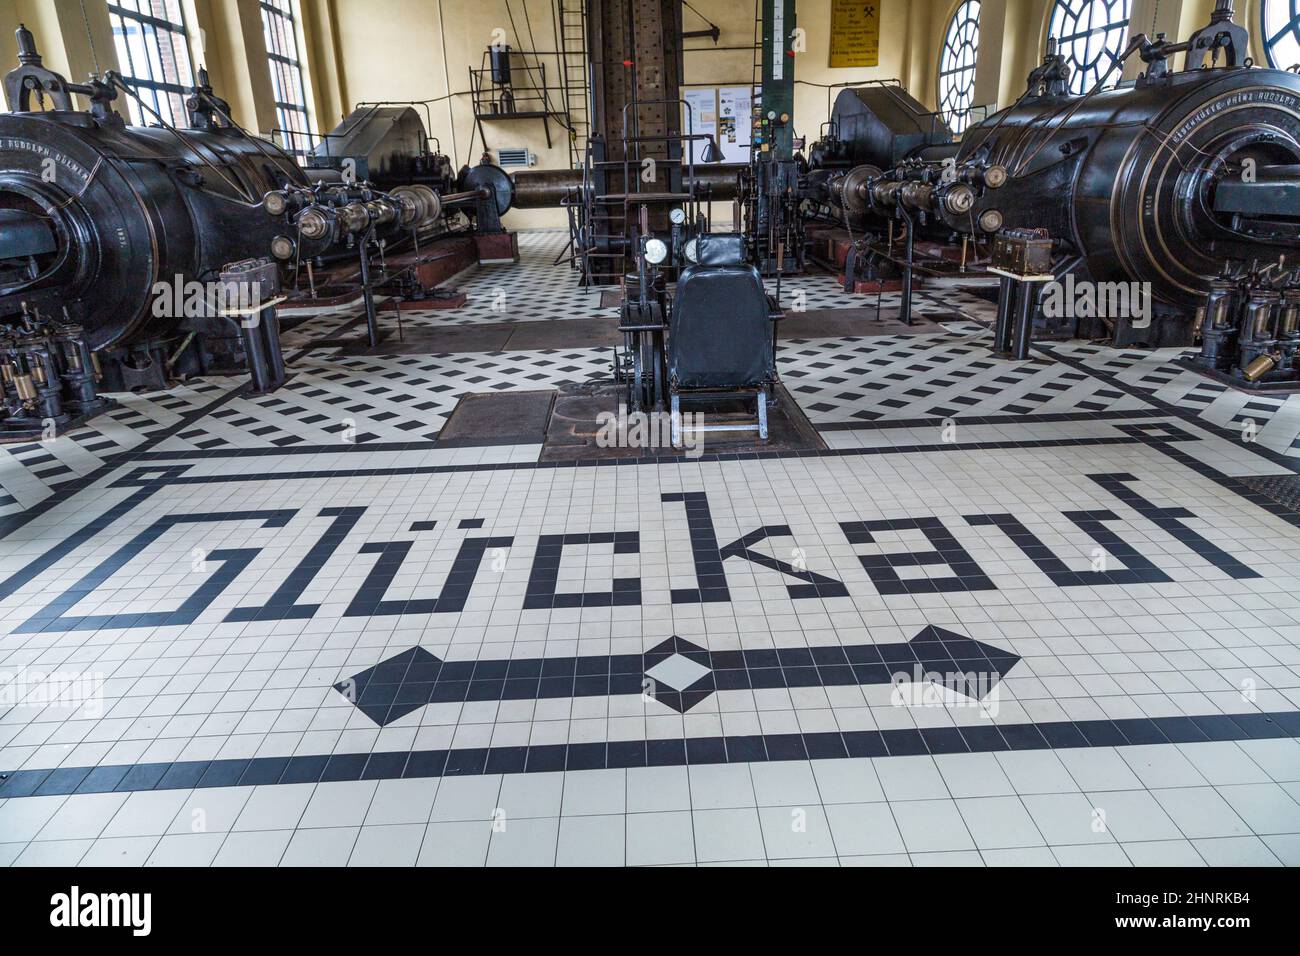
[511,164,746,208]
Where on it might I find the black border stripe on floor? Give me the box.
[815,408,1169,431]
[2,710,1296,799]
[111,434,1144,490]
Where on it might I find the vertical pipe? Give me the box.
[1012,281,1035,360]
[899,208,915,326]
[262,310,287,387]
[993,274,1015,352]
[359,230,378,348]
[240,314,271,393]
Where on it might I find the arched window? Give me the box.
[261,0,315,158]
[1047,0,1133,94]
[1262,0,1300,70]
[938,1,981,135]
[108,0,196,127]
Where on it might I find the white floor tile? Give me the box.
[145,832,225,867]
[556,814,625,866]
[1191,836,1284,866]
[1021,792,1116,846]
[825,802,906,856]
[36,792,129,842]
[893,799,977,853]
[79,836,159,867]
[626,810,695,866]
[417,820,491,866]
[687,763,756,810]
[279,826,360,866]
[348,824,425,866]
[693,807,766,863]
[1151,787,1251,839]
[560,769,625,816]
[956,796,1045,849]
[1120,839,1207,866]
[13,839,91,867]
[212,830,292,867]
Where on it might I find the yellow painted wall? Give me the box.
[0,0,119,109]
[2,2,1280,124]
[186,0,278,134]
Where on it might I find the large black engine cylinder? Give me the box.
[0,110,306,351]
[958,66,1300,314]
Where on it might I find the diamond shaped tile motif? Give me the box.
[334,646,443,727]
[905,625,1022,700]
[646,653,710,693]
[643,636,715,713]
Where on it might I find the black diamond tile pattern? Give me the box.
[334,628,1022,726]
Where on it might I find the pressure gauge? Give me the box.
[669,207,687,225]
[684,238,699,263]
[644,238,668,264]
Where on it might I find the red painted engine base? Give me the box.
[475,232,520,264]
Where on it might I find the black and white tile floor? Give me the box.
[1050,343,1300,460]
[155,350,613,452]
[782,327,1147,425]
[390,231,609,328]
[0,381,232,516]
[0,231,1296,866]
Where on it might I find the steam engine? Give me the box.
[808,7,1300,351]
[0,26,478,431]
[0,99,308,386]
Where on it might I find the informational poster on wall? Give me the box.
[829,0,882,68]
[717,87,753,164]
[682,87,718,163]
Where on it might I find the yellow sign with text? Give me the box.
[829,0,882,68]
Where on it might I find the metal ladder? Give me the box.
[554,0,590,170]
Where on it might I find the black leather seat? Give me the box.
[668,233,774,390]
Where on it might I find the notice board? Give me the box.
[829,0,882,68]
[682,87,718,164]
[717,87,753,164]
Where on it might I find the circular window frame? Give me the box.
[1261,0,1300,71]
[1046,0,1134,95]
[938,0,982,135]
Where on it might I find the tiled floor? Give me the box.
[1048,342,1300,459]
[0,230,1297,866]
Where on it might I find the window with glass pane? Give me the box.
[939,1,981,136]
[261,0,313,157]
[1047,0,1133,94]
[108,1,196,127]
[1262,0,1300,71]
